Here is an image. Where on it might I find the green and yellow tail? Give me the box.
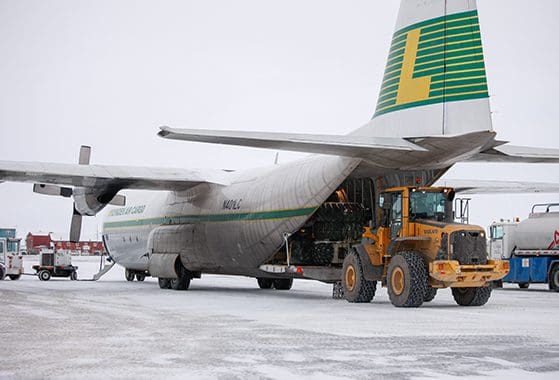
[353,0,493,138]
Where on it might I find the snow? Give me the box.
[1,256,558,379]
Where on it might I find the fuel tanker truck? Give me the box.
[489,203,559,290]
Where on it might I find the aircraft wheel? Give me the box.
[452,286,492,306]
[548,265,559,292]
[342,250,376,303]
[125,269,135,282]
[273,278,293,290]
[170,265,191,291]
[257,278,273,289]
[518,282,529,289]
[70,271,78,281]
[8,274,21,281]
[158,278,171,289]
[39,270,51,282]
[136,273,146,282]
[424,287,437,302]
[387,252,427,307]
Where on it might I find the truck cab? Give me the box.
[0,237,23,280]
[488,221,519,259]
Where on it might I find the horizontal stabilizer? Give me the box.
[468,144,559,163]
[158,126,427,157]
[436,179,559,194]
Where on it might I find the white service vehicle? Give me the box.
[32,249,78,281]
[0,237,23,280]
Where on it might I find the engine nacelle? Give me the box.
[73,186,123,216]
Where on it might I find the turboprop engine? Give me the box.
[32,146,125,241]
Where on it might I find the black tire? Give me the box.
[386,252,428,307]
[549,265,559,292]
[518,282,529,289]
[273,278,293,290]
[452,286,492,306]
[125,269,135,282]
[170,265,191,291]
[70,272,78,281]
[332,281,344,300]
[342,250,376,303]
[39,270,51,281]
[257,278,273,289]
[158,278,171,289]
[8,274,21,281]
[424,287,437,302]
[136,274,146,282]
[0,266,5,281]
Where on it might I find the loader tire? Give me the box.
[0,266,5,281]
[424,287,437,302]
[70,272,78,281]
[125,269,135,282]
[452,286,492,306]
[387,252,428,308]
[273,278,293,290]
[342,250,376,303]
[332,281,344,299]
[257,278,274,289]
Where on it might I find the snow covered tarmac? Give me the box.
[1,257,558,379]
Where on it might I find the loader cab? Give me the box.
[378,187,455,238]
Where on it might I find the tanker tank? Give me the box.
[513,204,559,253]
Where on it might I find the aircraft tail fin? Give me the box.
[351,0,493,138]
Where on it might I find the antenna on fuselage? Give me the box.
[274,152,279,165]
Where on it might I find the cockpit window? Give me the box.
[409,191,450,222]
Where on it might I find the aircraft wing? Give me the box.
[467,144,559,163]
[0,160,224,191]
[436,179,559,194]
[157,126,427,155]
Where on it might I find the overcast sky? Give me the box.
[1,0,558,241]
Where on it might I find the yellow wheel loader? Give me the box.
[342,186,509,307]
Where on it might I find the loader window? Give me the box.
[390,192,403,239]
[0,241,4,254]
[409,191,450,222]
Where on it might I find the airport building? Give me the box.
[25,232,105,255]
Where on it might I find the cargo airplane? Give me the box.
[1,0,559,292]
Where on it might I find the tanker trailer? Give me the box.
[489,203,559,290]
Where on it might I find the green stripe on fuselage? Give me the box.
[103,206,318,229]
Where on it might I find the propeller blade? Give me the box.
[78,145,91,165]
[70,206,82,242]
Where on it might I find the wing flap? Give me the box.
[157,126,427,156]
